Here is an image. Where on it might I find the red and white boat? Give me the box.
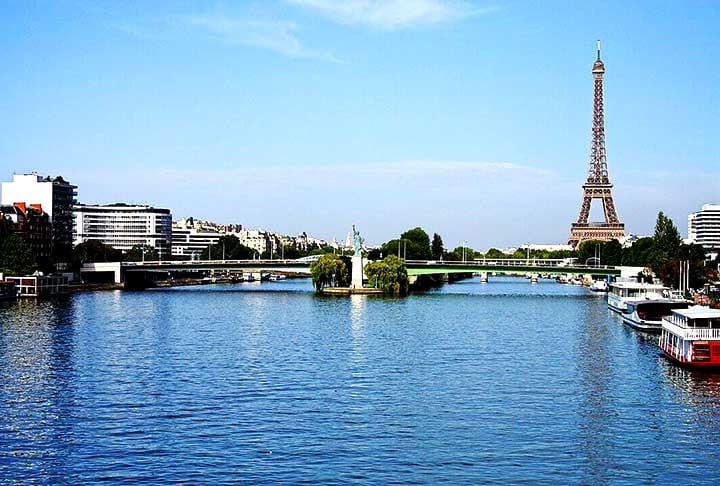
[660,307,720,367]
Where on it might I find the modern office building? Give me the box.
[688,204,720,256]
[1,173,77,259]
[73,204,172,257]
[172,219,223,258]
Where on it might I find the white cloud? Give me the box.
[287,0,490,29]
[184,15,339,61]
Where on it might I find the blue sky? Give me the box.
[1,0,718,248]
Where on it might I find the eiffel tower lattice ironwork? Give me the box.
[568,41,625,248]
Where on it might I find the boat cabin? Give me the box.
[626,300,690,322]
[660,307,720,366]
[609,282,667,299]
[665,307,720,331]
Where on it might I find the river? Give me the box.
[1,276,720,483]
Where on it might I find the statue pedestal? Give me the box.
[351,255,364,289]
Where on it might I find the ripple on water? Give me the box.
[1,278,720,483]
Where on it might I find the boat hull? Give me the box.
[622,313,662,332]
[660,342,720,368]
[607,294,627,314]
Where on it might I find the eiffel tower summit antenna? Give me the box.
[568,40,625,248]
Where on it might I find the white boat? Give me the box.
[622,299,691,332]
[607,281,671,313]
[589,280,608,292]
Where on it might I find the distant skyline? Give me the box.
[1,1,718,248]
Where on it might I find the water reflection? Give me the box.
[661,362,720,416]
[576,302,614,483]
[0,298,76,481]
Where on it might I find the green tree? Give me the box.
[621,237,654,266]
[484,248,507,259]
[602,239,622,266]
[676,243,709,289]
[400,227,432,260]
[125,244,159,262]
[310,254,348,292]
[72,240,122,267]
[445,245,476,261]
[649,212,684,286]
[431,233,444,260]
[200,235,256,260]
[365,255,409,296]
[577,239,622,266]
[651,211,682,269]
[0,219,37,275]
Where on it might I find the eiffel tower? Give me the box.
[568,41,625,248]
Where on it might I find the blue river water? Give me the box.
[2,276,720,484]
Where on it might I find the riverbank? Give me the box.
[321,287,385,295]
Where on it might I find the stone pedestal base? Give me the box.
[351,255,364,289]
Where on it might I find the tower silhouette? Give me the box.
[568,41,625,248]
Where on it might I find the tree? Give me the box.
[602,239,622,266]
[0,219,37,275]
[622,237,654,266]
[445,245,476,261]
[676,243,709,289]
[577,239,622,266]
[651,211,682,271]
[484,248,507,259]
[431,233,444,260]
[200,235,255,260]
[365,255,409,296]
[125,244,159,262]
[310,254,348,292]
[71,240,122,267]
[647,212,685,286]
[400,227,432,260]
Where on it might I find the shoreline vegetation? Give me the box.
[2,213,720,302]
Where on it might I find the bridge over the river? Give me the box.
[404,259,621,277]
[81,258,621,285]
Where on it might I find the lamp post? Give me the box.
[526,244,530,264]
[463,240,467,263]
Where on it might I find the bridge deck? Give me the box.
[404,260,620,276]
[81,259,620,279]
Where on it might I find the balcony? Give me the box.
[663,320,720,340]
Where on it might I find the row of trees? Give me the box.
[574,212,711,287]
[71,240,159,268]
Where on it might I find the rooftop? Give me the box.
[673,306,720,318]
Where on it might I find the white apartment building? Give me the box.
[688,204,720,255]
[172,219,223,258]
[233,228,275,256]
[73,204,172,257]
[172,217,328,259]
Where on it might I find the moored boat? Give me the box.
[590,280,608,292]
[622,299,691,332]
[607,281,671,314]
[660,307,720,367]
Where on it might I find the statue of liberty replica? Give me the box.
[351,225,364,288]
